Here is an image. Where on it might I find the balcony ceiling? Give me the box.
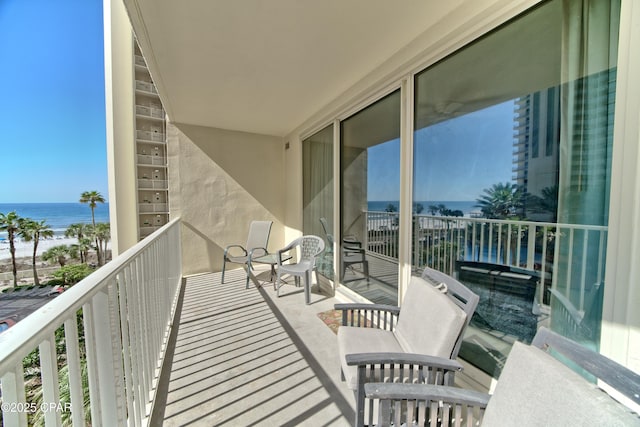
[123,0,465,137]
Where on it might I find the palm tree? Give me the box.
[92,222,111,266]
[527,185,559,222]
[19,219,54,286]
[72,237,93,264]
[79,191,105,227]
[65,223,90,262]
[475,182,525,219]
[475,182,527,264]
[80,191,105,264]
[42,245,72,268]
[0,211,22,287]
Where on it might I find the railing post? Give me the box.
[85,289,122,426]
[39,334,61,426]
[527,224,536,270]
[64,315,86,426]
[1,364,28,427]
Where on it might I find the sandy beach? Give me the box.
[0,236,81,260]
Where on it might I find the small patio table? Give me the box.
[249,253,292,290]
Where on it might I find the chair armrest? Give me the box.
[364,382,490,408]
[224,244,247,259]
[334,303,400,329]
[343,246,365,255]
[348,352,462,400]
[343,236,361,246]
[346,352,463,373]
[247,247,268,260]
[364,383,489,427]
[276,242,297,265]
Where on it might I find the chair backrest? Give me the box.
[394,268,479,359]
[246,221,272,251]
[421,267,480,358]
[531,327,640,408]
[298,235,325,265]
[480,327,640,425]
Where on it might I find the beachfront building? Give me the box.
[133,42,170,241]
[2,0,639,425]
[104,0,637,396]
[104,28,170,250]
[513,89,561,222]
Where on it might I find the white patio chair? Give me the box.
[221,220,272,288]
[275,235,325,304]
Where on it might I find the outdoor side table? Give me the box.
[250,253,292,290]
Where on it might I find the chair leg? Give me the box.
[355,387,365,427]
[276,271,282,297]
[363,260,370,286]
[304,271,311,304]
[245,263,252,289]
[221,259,226,284]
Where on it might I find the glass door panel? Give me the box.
[412,0,619,378]
[303,125,334,279]
[340,90,401,305]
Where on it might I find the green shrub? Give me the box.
[52,264,94,286]
[43,278,66,287]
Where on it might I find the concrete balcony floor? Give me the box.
[152,268,355,426]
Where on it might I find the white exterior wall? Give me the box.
[104,0,138,256]
[167,122,285,276]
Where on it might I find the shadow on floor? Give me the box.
[151,269,353,426]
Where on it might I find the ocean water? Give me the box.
[367,200,478,215]
[0,203,110,239]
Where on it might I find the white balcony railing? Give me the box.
[137,179,168,190]
[134,80,158,95]
[136,131,165,143]
[138,203,168,214]
[364,211,607,312]
[136,154,166,166]
[0,219,182,426]
[135,105,164,120]
[134,55,146,68]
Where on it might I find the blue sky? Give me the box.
[0,0,107,203]
[368,101,515,202]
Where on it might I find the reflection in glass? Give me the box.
[412,0,619,378]
[303,125,334,279]
[341,90,401,304]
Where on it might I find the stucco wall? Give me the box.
[167,122,285,276]
[104,0,138,256]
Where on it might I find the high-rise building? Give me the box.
[513,87,560,221]
[133,42,169,240]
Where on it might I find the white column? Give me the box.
[398,77,415,304]
[600,0,640,375]
[104,0,139,255]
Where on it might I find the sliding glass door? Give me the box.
[340,90,401,304]
[302,125,334,279]
[412,0,619,377]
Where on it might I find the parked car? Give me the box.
[0,316,17,334]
